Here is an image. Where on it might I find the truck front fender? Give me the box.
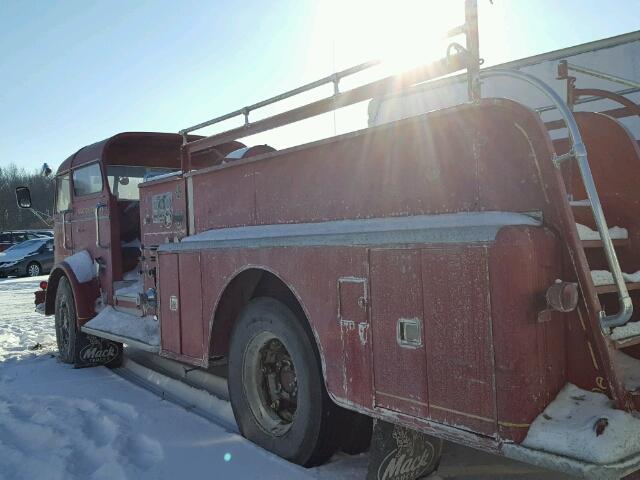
[45,263,100,327]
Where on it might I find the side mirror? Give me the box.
[15,187,32,209]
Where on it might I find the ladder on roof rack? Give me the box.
[179,0,482,165]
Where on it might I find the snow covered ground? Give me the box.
[0,275,569,480]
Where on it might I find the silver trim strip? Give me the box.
[159,211,541,252]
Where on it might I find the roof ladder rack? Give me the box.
[179,0,482,169]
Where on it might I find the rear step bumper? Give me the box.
[81,325,159,353]
[503,444,640,480]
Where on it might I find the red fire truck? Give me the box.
[15,3,640,478]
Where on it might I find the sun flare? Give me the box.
[315,0,466,75]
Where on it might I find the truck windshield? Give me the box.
[106,166,176,201]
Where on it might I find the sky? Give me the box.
[1,0,639,172]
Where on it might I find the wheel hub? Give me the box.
[58,303,70,350]
[260,339,297,423]
[243,333,298,436]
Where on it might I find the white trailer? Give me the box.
[369,30,640,139]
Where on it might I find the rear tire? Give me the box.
[228,297,341,467]
[54,276,78,363]
[26,262,41,277]
[340,411,373,455]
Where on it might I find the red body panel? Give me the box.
[46,94,640,471]
[422,246,496,437]
[159,253,180,355]
[178,252,205,360]
[370,249,430,419]
[338,276,373,409]
[149,99,577,446]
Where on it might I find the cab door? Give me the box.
[68,163,119,298]
[53,173,73,262]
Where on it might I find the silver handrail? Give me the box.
[95,203,108,249]
[179,60,380,142]
[564,62,640,90]
[480,69,633,329]
[61,210,71,250]
[180,0,482,149]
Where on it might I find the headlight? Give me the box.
[0,261,18,268]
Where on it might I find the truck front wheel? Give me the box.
[54,276,78,364]
[228,297,341,467]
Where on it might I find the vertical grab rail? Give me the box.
[95,203,108,249]
[61,210,71,250]
[480,69,633,329]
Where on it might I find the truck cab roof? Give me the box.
[56,132,199,176]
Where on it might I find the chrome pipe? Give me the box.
[566,63,640,90]
[179,60,381,136]
[481,68,633,329]
[535,86,640,113]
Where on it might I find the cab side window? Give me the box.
[72,163,103,197]
[55,174,71,212]
[0,233,10,243]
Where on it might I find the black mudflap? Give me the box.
[73,332,123,368]
[367,420,443,480]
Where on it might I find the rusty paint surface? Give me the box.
[178,252,205,360]
[186,99,551,232]
[422,246,497,437]
[489,227,566,442]
[158,253,180,355]
[50,94,640,465]
[150,99,586,442]
[338,276,373,408]
[370,249,429,418]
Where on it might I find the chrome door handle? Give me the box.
[95,203,108,248]
[61,210,71,249]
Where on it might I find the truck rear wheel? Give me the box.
[54,276,78,364]
[228,297,341,467]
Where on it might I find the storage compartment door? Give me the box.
[422,246,497,436]
[370,249,429,418]
[339,277,373,407]
[159,253,181,355]
[178,252,204,360]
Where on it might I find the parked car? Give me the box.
[30,229,54,237]
[0,230,49,252]
[0,238,54,277]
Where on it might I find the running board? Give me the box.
[503,444,640,480]
[81,326,159,353]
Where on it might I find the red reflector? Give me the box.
[40,281,48,290]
